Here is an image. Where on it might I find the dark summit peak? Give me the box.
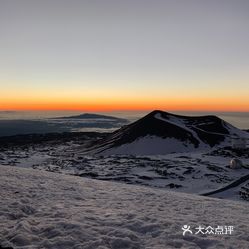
[140,110,173,122]
[88,110,245,155]
[147,110,222,121]
[147,110,171,116]
[148,110,165,115]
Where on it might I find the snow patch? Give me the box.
[0,166,249,249]
[101,136,195,155]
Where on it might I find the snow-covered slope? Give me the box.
[88,110,248,155]
[0,166,248,249]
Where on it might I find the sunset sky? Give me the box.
[0,0,249,112]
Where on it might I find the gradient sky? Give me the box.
[0,0,249,111]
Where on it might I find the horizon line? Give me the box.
[1,108,249,113]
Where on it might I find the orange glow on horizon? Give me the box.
[1,97,249,112]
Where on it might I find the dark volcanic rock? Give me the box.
[89,110,245,154]
[240,183,249,201]
[0,132,108,148]
[206,146,249,159]
[0,246,13,249]
[166,183,182,188]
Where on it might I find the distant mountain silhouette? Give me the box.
[55,113,127,122]
[88,110,248,155]
[0,114,128,137]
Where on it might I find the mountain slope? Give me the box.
[89,110,248,155]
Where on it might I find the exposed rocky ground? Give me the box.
[0,132,248,202]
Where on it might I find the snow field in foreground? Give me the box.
[0,166,248,249]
